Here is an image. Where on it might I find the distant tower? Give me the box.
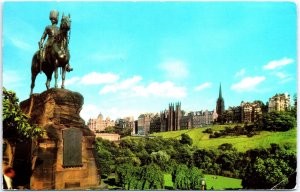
[216,83,225,122]
[168,103,174,131]
[160,110,168,132]
[175,102,182,131]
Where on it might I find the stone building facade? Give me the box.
[268,93,291,112]
[240,101,262,123]
[225,101,262,123]
[87,113,115,133]
[191,110,218,128]
[138,113,155,135]
[180,113,193,129]
[115,116,135,135]
[149,114,161,134]
[159,102,183,132]
[226,106,242,123]
[148,103,217,133]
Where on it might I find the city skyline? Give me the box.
[3,2,297,121]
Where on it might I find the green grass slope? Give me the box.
[151,125,296,152]
[163,173,242,190]
[204,174,242,190]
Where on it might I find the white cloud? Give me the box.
[234,68,245,77]
[100,76,142,94]
[195,82,212,91]
[8,37,33,51]
[131,81,187,98]
[80,105,142,122]
[80,72,119,85]
[263,57,294,70]
[279,77,293,84]
[8,37,34,52]
[231,76,266,91]
[103,107,141,120]
[99,77,186,99]
[80,104,100,122]
[275,72,286,79]
[63,77,81,86]
[3,70,23,85]
[118,76,142,89]
[159,60,189,79]
[272,72,293,84]
[3,70,25,89]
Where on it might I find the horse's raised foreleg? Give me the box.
[61,66,66,89]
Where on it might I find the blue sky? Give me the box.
[2,2,297,122]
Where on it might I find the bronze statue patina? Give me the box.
[30,10,73,95]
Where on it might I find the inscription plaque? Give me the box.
[63,128,82,167]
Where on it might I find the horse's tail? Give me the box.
[32,51,40,75]
[30,51,40,96]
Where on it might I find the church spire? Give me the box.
[216,83,225,123]
[219,83,222,98]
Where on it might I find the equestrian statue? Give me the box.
[30,10,73,95]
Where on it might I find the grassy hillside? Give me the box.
[163,173,242,190]
[204,174,242,190]
[151,125,296,152]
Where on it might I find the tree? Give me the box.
[262,111,296,131]
[218,143,234,151]
[172,145,193,166]
[193,149,220,175]
[150,150,170,171]
[3,87,42,166]
[145,137,165,153]
[242,146,296,189]
[290,94,297,118]
[140,163,164,190]
[172,164,204,190]
[96,148,114,176]
[203,128,213,134]
[3,87,42,143]
[242,157,293,189]
[253,100,268,113]
[189,167,203,190]
[216,152,236,174]
[180,133,193,145]
[137,149,152,166]
[116,148,141,167]
[103,126,115,133]
[120,127,132,137]
[115,163,137,189]
[172,164,191,190]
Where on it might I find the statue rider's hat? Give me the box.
[49,10,59,22]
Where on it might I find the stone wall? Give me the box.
[95,133,120,142]
[20,88,100,190]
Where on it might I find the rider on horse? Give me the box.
[39,10,73,72]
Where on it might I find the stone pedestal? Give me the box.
[20,88,100,190]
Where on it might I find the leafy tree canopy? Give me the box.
[262,111,296,131]
[180,133,193,145]
[3,87,42,143]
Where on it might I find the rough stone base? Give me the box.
[20,88,100,190]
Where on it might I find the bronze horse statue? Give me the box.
[30,14,71,95]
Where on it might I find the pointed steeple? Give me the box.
[216,83,225,123]
[219,83,222,98]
